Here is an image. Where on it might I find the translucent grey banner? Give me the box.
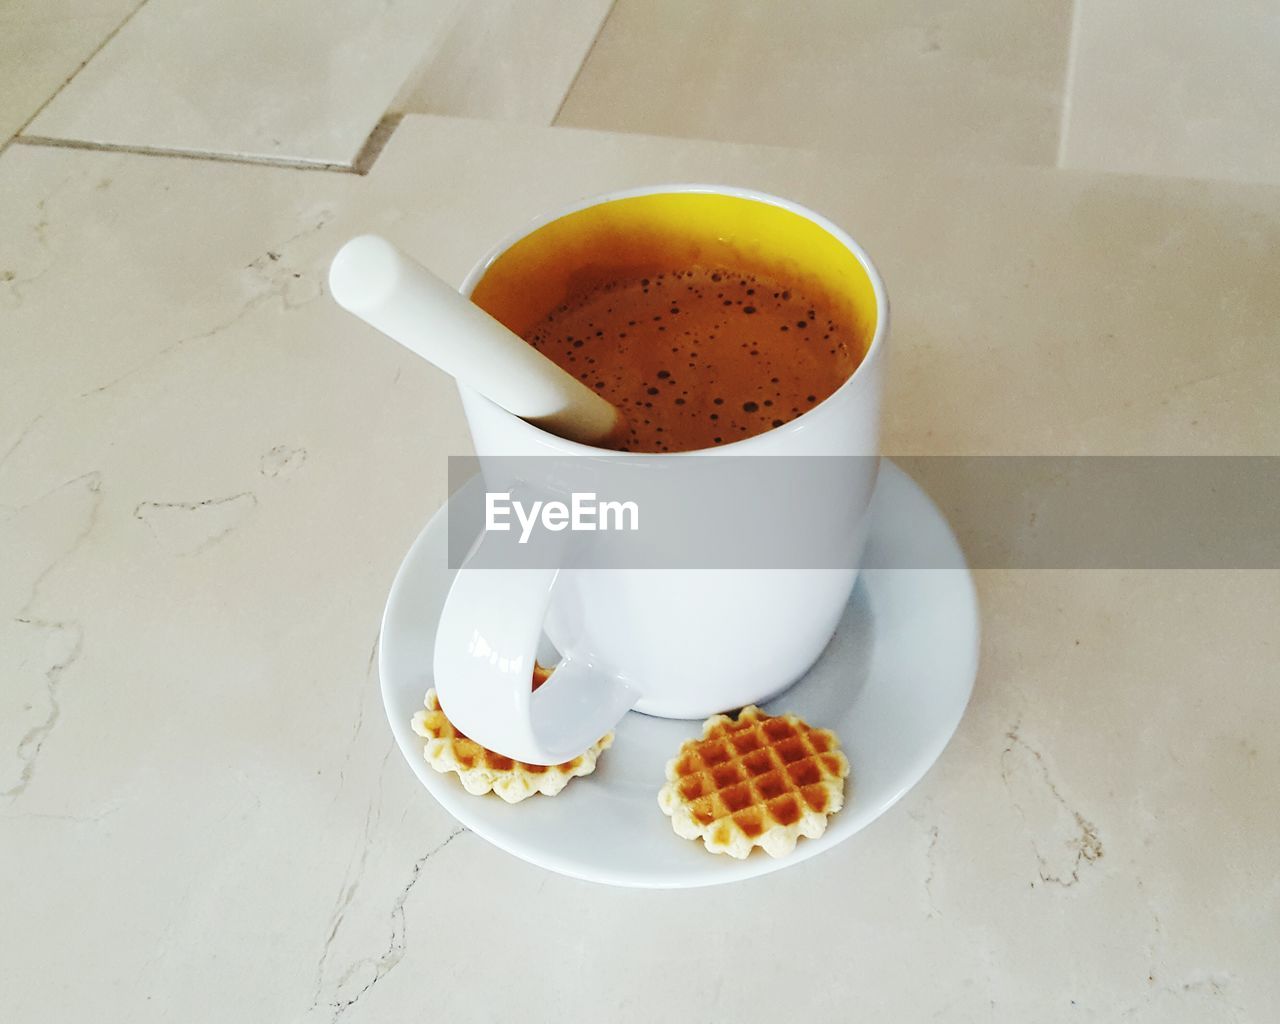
[445,456,1280,569]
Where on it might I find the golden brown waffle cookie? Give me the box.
[658,705,850,858]
[411,686,612,803]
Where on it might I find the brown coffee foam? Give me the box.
[469,193,878,450]
[525,266,860,452]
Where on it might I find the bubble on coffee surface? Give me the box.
[523,267,862,453]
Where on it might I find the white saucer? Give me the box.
[379,459,979,888]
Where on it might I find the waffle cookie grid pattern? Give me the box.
[658,705,850,858]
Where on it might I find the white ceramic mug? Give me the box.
[434,185,889,763]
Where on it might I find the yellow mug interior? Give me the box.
[470,191,878,363]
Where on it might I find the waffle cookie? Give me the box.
[411,686,612,803]
[658,705,850,859]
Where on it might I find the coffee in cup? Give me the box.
[524,267,864,452]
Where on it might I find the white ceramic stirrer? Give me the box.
[328,235,622,445]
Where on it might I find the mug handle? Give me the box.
[433,529,639,765]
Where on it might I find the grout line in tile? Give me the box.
[12,135,361,174]
[350,115,404,176]
[5,0,153,152]
[1054,0,1084,169]
[550,0,618,127]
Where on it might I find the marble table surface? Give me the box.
[2,4,1279,1022]
[3,110,1278,1024]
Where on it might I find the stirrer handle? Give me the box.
[329,235,622,445]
